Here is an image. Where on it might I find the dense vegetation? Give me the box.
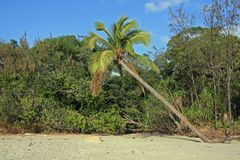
[0,0,239,135]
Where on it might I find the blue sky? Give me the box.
[0,0,211,53]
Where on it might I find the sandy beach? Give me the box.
[0,134,239,160]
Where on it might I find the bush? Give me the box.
[182,107,213,125]
[41,106,86,133]
[0,73,127,134]
[87,108,126,134]
[41,106,126,134]
[0,93,23,125]
[0,75,27,125]
[140,94,177,134]
[151,111,177,134]
[182,88,214,125]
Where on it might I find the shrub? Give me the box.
[87,108,126,134]
[41,106,86,132]
[151,111,177,134]
[0,75,27,125]
[0,93,23,125]
[136,94,179,134]
[183,88,214,125]
[182,107,213,124]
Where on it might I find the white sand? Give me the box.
[0,134,239,160]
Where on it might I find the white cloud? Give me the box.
[145,0,186,12]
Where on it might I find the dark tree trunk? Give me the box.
[119,60,212,143]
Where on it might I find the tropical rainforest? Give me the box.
[0,0,240,139]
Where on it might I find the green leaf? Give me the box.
[130,31,151,46]
[117,16,129,31]
[124,41,135,56]
[123,20,138,34]
[95,22,114,44]
[89,50,115,74]
[83,32,109,49]
[135,54,160,74]
[95,22,106,31]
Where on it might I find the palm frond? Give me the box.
[83,32,110,49]
[95,22,114,44]
[112,24,122,47]
[89,50,115,96]
[89,50,115,74]
[135,54,160,74]
[130,31,151,46]
[86,17,157,96]
[123,20,138,34]
[117,16,129,31]
[90,71,104,96]
[125,30,141,38]
[124,40,135,56]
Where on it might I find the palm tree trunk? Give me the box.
[119,60,212,143]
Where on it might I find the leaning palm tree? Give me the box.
[83,16,211,143]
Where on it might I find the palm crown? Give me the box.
[83,16,159,95]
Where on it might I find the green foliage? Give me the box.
[151,110,176,134]
[89,50,115,74]
[1,13,240,135]
[135,54,160,74]
[87,108,126,134]
[183,107,213,124]
[0,36,141,134]
[182,88,214,124]
[41,107,87,132]
[157,25,240,125]
[0,75,27,124]
[83,16,158,95]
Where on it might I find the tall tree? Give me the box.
[203,0,240,123]
[169,6,199,104]
[83,16,211,143]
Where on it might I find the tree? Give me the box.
[83,16,211,143]
[203,0,240,123]
[169,5,199,104]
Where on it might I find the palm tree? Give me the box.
[83,16,211,143]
